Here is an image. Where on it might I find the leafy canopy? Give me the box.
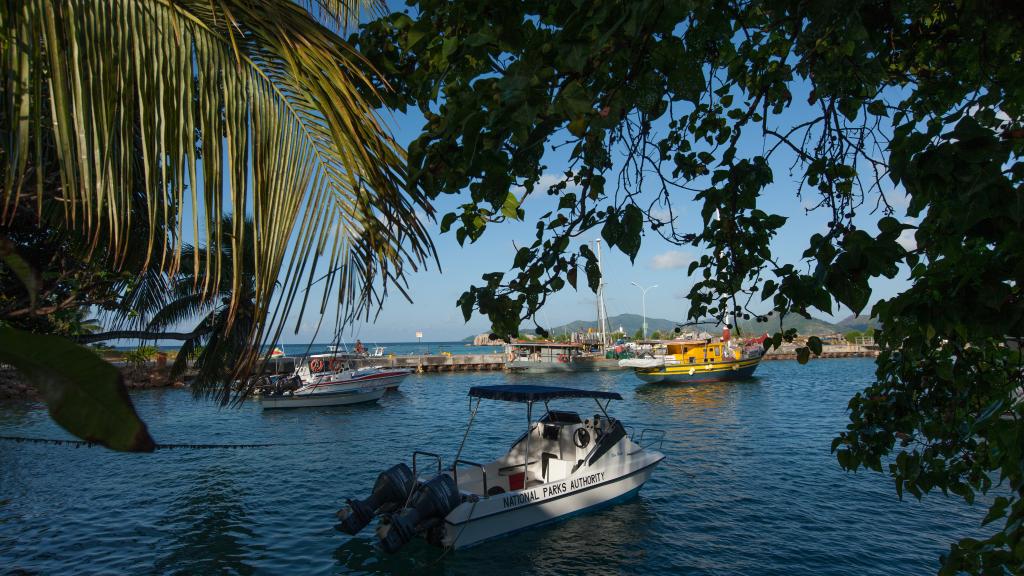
[355,0,1024,572]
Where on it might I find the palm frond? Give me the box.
[293,0,384,33]
[1,0,436,402]
[146,290,218,332]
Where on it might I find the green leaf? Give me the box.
[513,247,532,268]
[982,496,1009,526]
[567,117,588,137]
[796,346,810,364]
[501,193,521,219]
[807,336,823,355]
[440,212,458,233]
[838,97,861,121]
[830,277,871,315]
[618,204,644,260]
[457,290,476,322]
[585,258,601,293]
[601,210,621,247]
[0,326,154,452]
[0,237,40,308]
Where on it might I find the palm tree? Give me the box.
[0,1,436,401]
[92,218,269,401]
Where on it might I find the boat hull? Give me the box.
[312,370,410,392]
[636,357,761,384]
[507,358,628,373]
[259,387,386,409]
[442,457,662,550]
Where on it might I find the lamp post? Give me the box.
[630,282,658,339]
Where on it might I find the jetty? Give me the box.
[265,353,507,374]
[371,353,507,373]
[763,343,878,361]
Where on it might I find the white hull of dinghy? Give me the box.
[259,386,386,409]
[441,454,663,549]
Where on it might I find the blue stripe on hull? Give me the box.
[638,362,759,384]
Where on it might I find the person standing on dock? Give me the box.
[355,340,366,354]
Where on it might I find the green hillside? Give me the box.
[737,315,839,336]
[543,313,843,338]
[834,314,879,332]
[545,313,679,337]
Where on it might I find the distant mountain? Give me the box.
[545,313,680,337]
[737,315,839,336]
[540,312,843,338]
[465,312,853,341]
[834,314,879,332]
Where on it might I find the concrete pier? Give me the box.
[266,353,508,373]
[763,344,878,361]
[354,354,507,372]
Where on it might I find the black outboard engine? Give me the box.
[377,473,461,553]
[336,463,415,535]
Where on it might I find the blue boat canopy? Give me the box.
[467,384,622,402]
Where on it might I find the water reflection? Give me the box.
[154,467,261,575]
[635,378,762,411]
[333,495,656,576]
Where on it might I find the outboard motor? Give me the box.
[376,473,460,553]
[336,463,415,535]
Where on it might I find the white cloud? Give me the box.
[649,206,676,224]
[897,228,917,251]
[650,250,692,270]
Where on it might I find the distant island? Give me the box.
[466,313,877,341]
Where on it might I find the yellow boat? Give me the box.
[620,330,766,384]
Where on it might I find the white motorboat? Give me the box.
[257,355,412,409]
[259,385,386,409]
[336,384,665,551]
[297,354,411,392]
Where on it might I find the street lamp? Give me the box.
[630,282,658,339]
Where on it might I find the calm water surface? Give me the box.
[0,359,989,574]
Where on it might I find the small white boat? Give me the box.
[259,385,386,409]
[258,355,412,409]
[298,355,412,392]
[336,384,665,551]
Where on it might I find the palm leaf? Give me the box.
[1,0,436,402]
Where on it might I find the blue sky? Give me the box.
[120,5,915,346]
[285,88,915,343]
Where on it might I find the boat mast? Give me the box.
[594,239,610,350]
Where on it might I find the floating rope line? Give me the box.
[0,436,343,450]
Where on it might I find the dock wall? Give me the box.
[763,344,878,361]
[354,354,507,372]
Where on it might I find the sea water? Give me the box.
[0,359,991,574]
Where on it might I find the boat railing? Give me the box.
[453,459,489,497]
[412,451,442,478]
[636,428,666,451]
